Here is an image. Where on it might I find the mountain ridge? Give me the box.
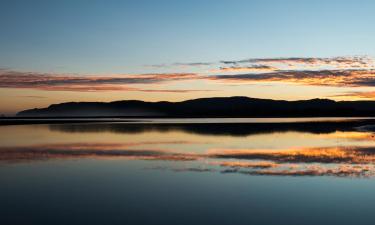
[16,96,375,117]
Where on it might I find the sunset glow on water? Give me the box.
[1,119,375,224]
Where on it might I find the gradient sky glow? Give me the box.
[1,0,375,114]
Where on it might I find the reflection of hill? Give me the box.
[48,120,375,136]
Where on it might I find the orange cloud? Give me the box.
[331,91,375,100]
[2,60,375,93]
[0,70,204,92]
[210,69,375,87]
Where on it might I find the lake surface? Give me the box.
[1,118,375,225]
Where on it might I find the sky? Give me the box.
[1,0,375,114]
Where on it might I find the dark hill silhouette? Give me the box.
[16,96,375,117]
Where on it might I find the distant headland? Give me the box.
[15,96,375,118]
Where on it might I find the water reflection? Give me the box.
[48,120,375,136]
[1,144,375,177]
[1,120,375,178]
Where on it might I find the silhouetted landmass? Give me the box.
[15,96,375,117]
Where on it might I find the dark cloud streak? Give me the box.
[210,69,375,87]
[0,70,202,92]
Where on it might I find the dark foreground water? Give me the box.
[1,118,375,225]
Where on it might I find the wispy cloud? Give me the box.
[139,89,216,93]
[144,57,375,89]
[148,56,374,70]
[210,69,375,87]
[210,65,278,73]
[220,56,375,69]
[14,95,48,98]
[147,62,213,68]
[4,68,375,91]
[2,56,375,92]
[0,69,202,92]
[331,91,375,99]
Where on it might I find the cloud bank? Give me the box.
[1,56,375,93]
[211,69,375,87]
[148,56,374,70]
[0,70,204,92]
[220,56,374,69]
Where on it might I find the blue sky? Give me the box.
[1,0,375,74]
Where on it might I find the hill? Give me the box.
[16,96,375,117]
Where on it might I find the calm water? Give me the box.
[1,118,375,225]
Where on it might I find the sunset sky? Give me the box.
[1,0,375,114]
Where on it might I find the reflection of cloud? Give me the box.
[0,142,201,162]
[4,143,375,165]
[3,142,375,178]
[153,162,375,178]
[172,167,215,172]
[209,146,375,164]
[324,131,375,141]
[210,69,375,87]
[211,161,279,169]
[239,164,375,177]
